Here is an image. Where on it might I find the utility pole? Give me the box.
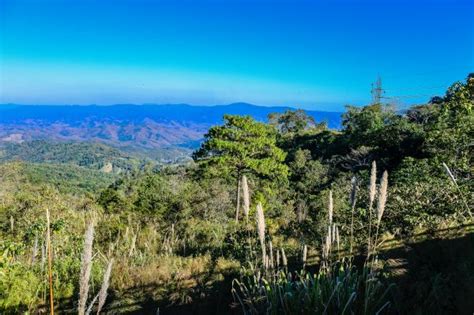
[371,76,384,104]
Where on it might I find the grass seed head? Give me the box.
[377,171,389,225]
[369,161,377,207]
[241,175,250,218]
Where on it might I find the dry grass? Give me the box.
[78,220,95,315]
[96,258,114,314]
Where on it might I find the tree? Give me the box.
[268,109,318,134]
[424,74,474,176]
[193,115,288,221]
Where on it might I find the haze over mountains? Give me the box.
[0,103,342,151]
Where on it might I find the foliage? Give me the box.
[232,263,393,315]
[193,115,288,183]
[0,140,148,173]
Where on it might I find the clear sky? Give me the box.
[0,0,473,110]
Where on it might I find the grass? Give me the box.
[232,262,394,315]
[232,161,396,314]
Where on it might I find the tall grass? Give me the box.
[96,258,114,314]
[242,175,250,220]
[367,161,377,255]
[256,202,267,268]
[373,171,388,255]
[232,162,394,314]
[232,262,393,315]
[78,220,94,315]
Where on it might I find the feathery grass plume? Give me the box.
[96,258,114,315]
[349,176,358,254]
[376,171,388,226]
[336,226,340,253]
[322,233,331,265]
[256,203,267,267]
[235,175,242,222]
[373,171,388,256]
[302,245,308,268]
[241,175,250,219]
[276,250,280,268]
[350,176,358,208]
[368,161,377,255]
[332,224,336,245]
[78,220,95,315]
[327,225,332,245]
[46,208,54,315]
[268,241,274,269]
[369,161,377,207]
[281,248,288,268]
[328,190,333,225]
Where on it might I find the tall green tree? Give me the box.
[193,115,288,221]
[268,109,319,134]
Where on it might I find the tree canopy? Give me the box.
[193,115,288,181]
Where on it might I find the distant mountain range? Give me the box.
[0,103,342,151]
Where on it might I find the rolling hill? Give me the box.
[0,103,342,152]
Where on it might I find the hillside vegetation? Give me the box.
[0,141,148,173]
[0,75,473,314]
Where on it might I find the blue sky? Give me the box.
[0,0,472,110]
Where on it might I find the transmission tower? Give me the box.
[371,76,385,104]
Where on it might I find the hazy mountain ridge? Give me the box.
[0,103,342,150]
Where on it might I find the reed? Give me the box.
[302,245,308,268]
[232,261,393,315]
[268,241,274,269]
[281,248,287,268]
[328,190,333,225]
[276,249,280,268]
[376,171,388,226]
[373,171,388,255]
[235,175,242,222]
[96,258,114,314]
[256,203,267,267]
[232,174,394,314]
[367,161,377,255]
[241,175,250,220]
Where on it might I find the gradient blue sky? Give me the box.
[0,0,473,110]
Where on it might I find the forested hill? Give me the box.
[0,103,341,150]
